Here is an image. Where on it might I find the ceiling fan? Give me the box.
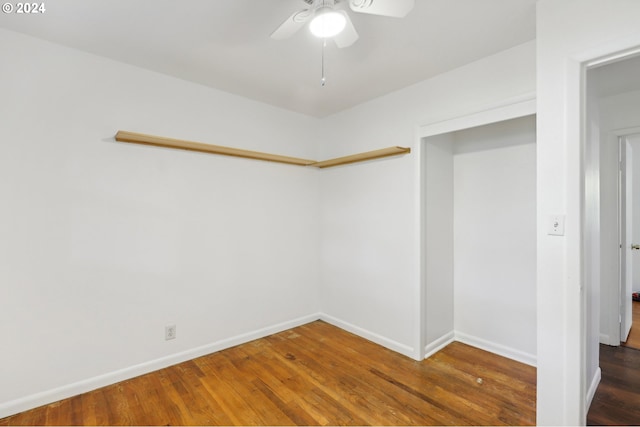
[271,0,415,48]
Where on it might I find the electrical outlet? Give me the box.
[165,325,176,340]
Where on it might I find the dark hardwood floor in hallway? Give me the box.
[588,300,640,426]
[587,343,640,425]
[622,300,640,350]
[0,321,536,426]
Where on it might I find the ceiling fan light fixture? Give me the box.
[309,7,346,38]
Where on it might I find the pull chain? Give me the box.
[321,38,327,86]
[321,0,327,86]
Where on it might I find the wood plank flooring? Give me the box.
[622,300,640,350]
[0,321,536,426]
[587,343,640,425]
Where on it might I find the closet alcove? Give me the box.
[421,112,537,366]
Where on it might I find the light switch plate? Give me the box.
[547,215,565,236]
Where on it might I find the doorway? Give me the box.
[621,132,640,350]
[421,113,537,366]
[584,52,640,424]
[586,55,640,348]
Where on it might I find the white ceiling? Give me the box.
[0,0,537,117]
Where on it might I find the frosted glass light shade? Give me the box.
[309,8,346,38]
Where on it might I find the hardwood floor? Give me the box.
[622,300,640,350]
[0,321,536,426]
[588,300,640,425]
[587,343,640,425]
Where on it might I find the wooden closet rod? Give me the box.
[115,131,410,168]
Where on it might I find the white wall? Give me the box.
[596,91,620,346]
[584,72,601,408]
[452,116,537,363]
[0,28,322,417]
[424,134,454,350]
[536,0,640,424]
[319,41,536,358]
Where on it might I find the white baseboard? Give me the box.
[585,367,601,410]
[424,331,455,359]
[0,313,320,419]
[454,331,537,367]
[599,333,612,345]
[319,313,416,359]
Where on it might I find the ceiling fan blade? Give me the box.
[270,9,313,40]
[333,11,359,48]
[348,0,415,17]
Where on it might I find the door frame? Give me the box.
[413,93,536,360]
[619,135,633,342]
[553,43,640,423]
[611,129,640,343]
[598,127,640,345]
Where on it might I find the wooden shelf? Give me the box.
[115,131,318,166]
[311,146,411,168]
[115,130,410,169]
